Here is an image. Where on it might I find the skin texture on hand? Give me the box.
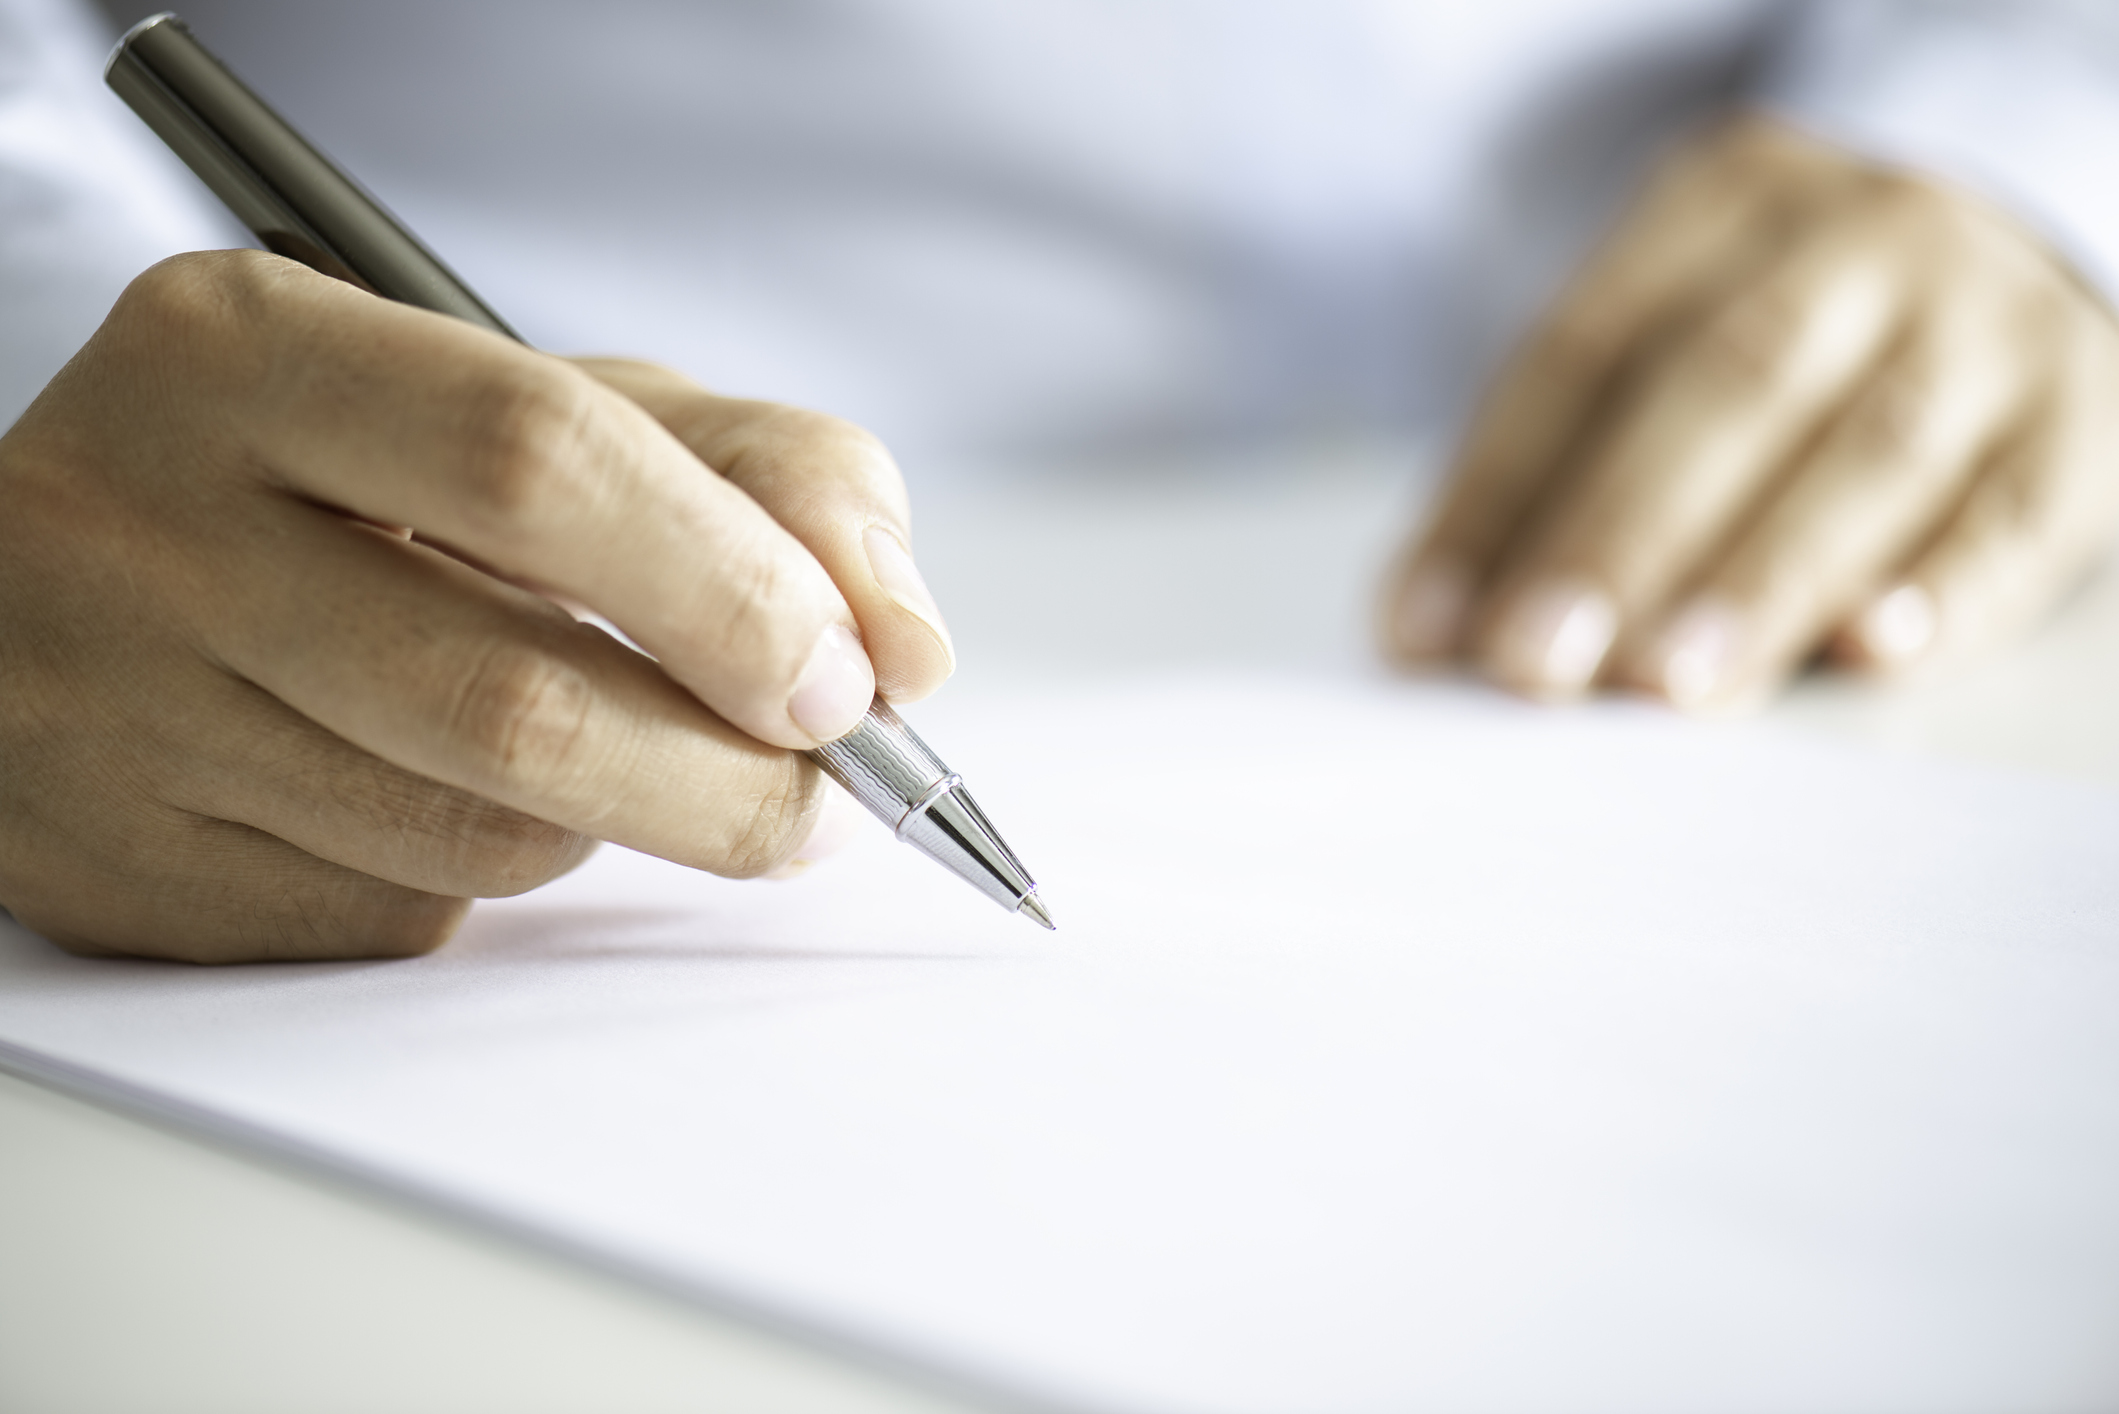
[0,251,952,962]
[1383,115,2119,711]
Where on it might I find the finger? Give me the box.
[1833,308,2119,673]
[149,658,599,898]
[1468,211,1907,698]
[764,783,872,881]
[7,809,470,965]
[197,500,830,881]
[1620,309,2031,710]
[122,253,873,749]
[571,358,955,704]
[1384,117,1833,659]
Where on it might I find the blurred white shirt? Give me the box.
[4,0,2118,465]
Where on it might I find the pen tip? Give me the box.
[1019,893,1056,931]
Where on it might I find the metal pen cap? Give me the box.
[104,13,1053,929]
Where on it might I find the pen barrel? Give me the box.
[808,703,1040,912]
[808,700,952,822]
[105,12,518,339]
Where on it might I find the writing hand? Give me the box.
[0,252,951,961]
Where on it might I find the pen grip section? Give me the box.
[806,700,951,830]
[807,704,1042,914]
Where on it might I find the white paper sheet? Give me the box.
[3,674,2117,1414]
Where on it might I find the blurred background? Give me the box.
[79,0,1770,469]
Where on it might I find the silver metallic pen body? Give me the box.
[106,12,1053,929]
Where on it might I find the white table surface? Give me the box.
[6,440,2117,1414]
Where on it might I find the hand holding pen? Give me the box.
[0,14,1046,963]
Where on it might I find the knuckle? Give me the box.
[103,254,236,360]
[357,763,596,896]
[1859,173,1947,227]
[1857,174,2028,277]
[706,756,822,879]
[1687,288,1811,391]
[110,249,290,342]
[787,407,892,467]
[1983,467,2043,531]
[1981,436,2079,535]
[1833,373,1926,466]
[426,797,598,897]
[453,365,603,536]
[757,402,866,446]
[728,403,907,507]
[94,251,323,405]
[697,528,801,661]
[448,642,599,799]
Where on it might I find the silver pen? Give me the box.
[106,12,1054,930]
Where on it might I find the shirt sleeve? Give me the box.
[1753,0,2119,304]
[0,0,242,431]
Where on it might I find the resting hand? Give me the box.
[1383,115,2119,709]
[0,251,953,962]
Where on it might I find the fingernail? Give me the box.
[789,623,874,742]
[864,526,955,673]
[766,784,868,880]
[1390,561,1471,659]
[1487,578,1617,696]
[1854,583,1936,665]
[1651,598,1742,710]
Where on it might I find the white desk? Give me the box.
[6,442,2117,1413]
